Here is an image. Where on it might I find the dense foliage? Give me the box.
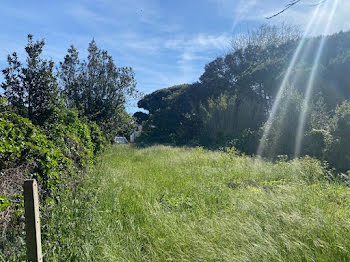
[0,35,136,251]
[0,112,72,190]
[2,35,59,125]
[137,27,350,173]
[59,42,137,141]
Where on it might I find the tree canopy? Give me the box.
[137,27,350,172]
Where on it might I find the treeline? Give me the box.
[136,26,350,173]
[0,35,137,245]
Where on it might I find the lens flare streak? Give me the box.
[257,3,325,156]
[294,0,339,158]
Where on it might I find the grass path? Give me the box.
[32,146,350,261]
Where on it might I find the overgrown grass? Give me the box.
[3,145,350,261]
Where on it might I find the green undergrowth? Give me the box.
[0,110,106,256]
[3,145,350,261]
[0,112,72,189]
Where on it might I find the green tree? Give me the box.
[1,53,25,115]
[327,101,350,172]
[259,87,304,158]
[302,129,330,160]
[59,40,137,140]
[133,111,149,124]
[1,34,59,125]
[137,28,350,169]
[59,45,82,110]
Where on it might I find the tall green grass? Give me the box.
[4,145,350,261]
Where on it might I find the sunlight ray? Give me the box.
[294,0,339,158]
[257,3,323,157]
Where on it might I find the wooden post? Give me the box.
[23,179,43,262]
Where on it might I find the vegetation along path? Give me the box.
[43,145,350,261]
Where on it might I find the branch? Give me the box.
[266,0,302,19]
[266,0,328,19]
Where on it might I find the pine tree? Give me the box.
[1,34,59,125]
[59,39,137,139]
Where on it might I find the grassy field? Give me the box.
[4,145,350,261]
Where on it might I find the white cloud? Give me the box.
[231,0,257,32]
[65,0,181,34]
[60,0,232,91]
[99,32,162,55]
[168,33,230,84]
[165,34,230,51]
[111,32,231,92]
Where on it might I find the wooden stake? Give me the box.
[23,179,42,262]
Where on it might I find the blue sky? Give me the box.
[0,0,349,113]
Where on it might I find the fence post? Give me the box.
[23,179,43,262]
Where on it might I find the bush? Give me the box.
[302,129,330,159]
[260,88,304,158]
[0,111,72,190]
[326,101,350,172]
[0,109,106,252]
[232,129,260,155]
[1,111,72,244]
[87,121,105,155]
[44,108,94,169]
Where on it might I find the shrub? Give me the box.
[0,109,106,249]
[327,102,350,172]
[44,108,95,169]
[87,121,105,155]
[232,129,259,155]
[0,96,6,111]
[260,87,304,158]
[302,129,330,159]
[0,111,72,190]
